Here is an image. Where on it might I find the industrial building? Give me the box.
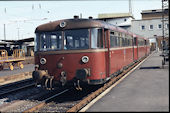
[131,8,169,50]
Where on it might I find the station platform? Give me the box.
[0,56,34,77]
[86,51,169,112]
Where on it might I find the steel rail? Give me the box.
[0,83,35,97]
[22,89,70,112]
[0,78,33,89]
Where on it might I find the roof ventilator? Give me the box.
[89,16,93,19]
[74,15,79,19]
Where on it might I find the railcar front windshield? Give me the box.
[35,29,89,51]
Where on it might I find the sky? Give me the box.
[0,0,162,40]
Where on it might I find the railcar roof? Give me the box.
[35,18,147,40]
[36,18,122,32]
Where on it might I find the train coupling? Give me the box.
[74,80,82,90]
[32,69,56,90]
[73,68,91,90]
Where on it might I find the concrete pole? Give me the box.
[4,24,6,40]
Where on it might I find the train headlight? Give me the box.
[40,58,46,65]
[81,56,89,63]
[60,21,66,28]
[57,62,63,69]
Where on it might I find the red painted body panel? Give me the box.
[138,46,146,59]
[109,47,133,75]
[34,44,149,85]
[35,50,107,81]
[133,46,138,60]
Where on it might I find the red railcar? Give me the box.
[32,17,150,90]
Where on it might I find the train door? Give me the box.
[136,38,139,59]
[144,40,147,56]
[132,37,135,61]
[104,29,110,78]
[133,37,138,61]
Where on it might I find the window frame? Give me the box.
[35,28,91,52]
[157,24,162,29]
[166,23,169,29]
[141,25,145,30]
[63,29,90,50]
[149,25,154,30]
[90,28,104,49]
[110,31,120,48]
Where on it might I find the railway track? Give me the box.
[22,85,101,112]
[23,88,70,112]
[0,78,35,97]
[0,87,73,112]
[22,54,150,112]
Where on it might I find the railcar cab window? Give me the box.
[36,32,62,51]
[64,29,89,50]
[91,28,103,49]
[35,28,105,51]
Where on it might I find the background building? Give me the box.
[98,13,134,31]
[131,8,169,50]
[1,37,34,56]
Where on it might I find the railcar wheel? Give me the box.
[19,63,24,69]
[9,64,14,70]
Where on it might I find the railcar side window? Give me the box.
[122,38,124,47]
[110,32,115,47]
[104,31,108,48]
[119,33,123,47]
[138,39,141,46]
[117,37,120,47]
[120,37,122,47]
[134,37,137,46]
[138,39,145,46]
[91,28,103,49]
[124,38,127,46]
[110,31,120,48]
[128,35,133,46]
